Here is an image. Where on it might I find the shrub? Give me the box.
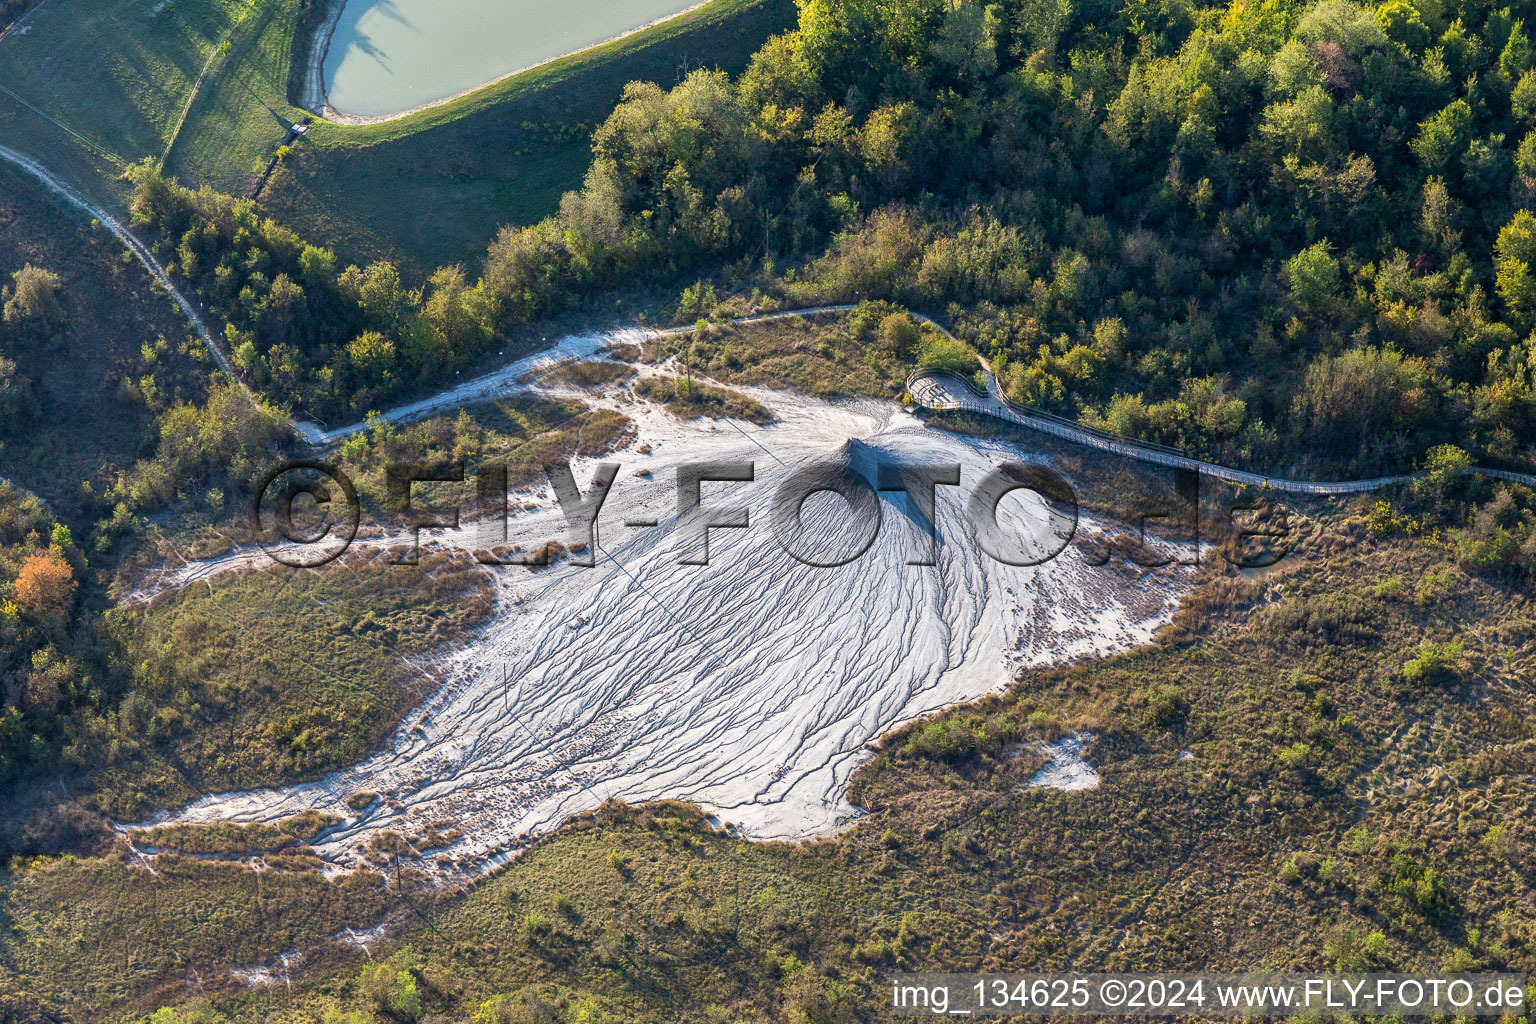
[880,312,921,358]
[900,712,1014,761]
[2,264,64,328]
[1285,242,1340,312]
[1365,500,1421,537]
[915,331,977,374]
[1138,683,1186,729]
[1484,823,1513,859]
[1400,639,1463,685]
[357,961,424,1022]
[473,992,562,1024]
[1277,742,1313,770]
[1411,444,1472,500]
[1290,346,1427,465]
[1328,927,1388,971]
[1385,853,1455,920]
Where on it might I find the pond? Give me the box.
[323,0,703,120]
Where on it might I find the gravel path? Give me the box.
[0,142,233,376]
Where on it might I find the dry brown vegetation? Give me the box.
[5,493,1532,1022]
[649,311,912,401]
[632,375,774,424]
[536,359,635,390]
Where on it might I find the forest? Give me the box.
[4,0,1536,1017]
[126,0,1536,479]
[0,0,39,32]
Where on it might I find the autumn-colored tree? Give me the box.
[11,551,76,618]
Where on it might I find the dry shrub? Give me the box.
[12,551,76,618]
[1166,571,1261,637]
[538,359,634,389]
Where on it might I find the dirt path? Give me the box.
[326,302,1535,494]
[295,306,862,445]
[0,142,233,371]
[0,143,347,446]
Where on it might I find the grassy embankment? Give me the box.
[535,308,932,424]
[258,0,797,273]
[0,0,263,206]
[84,391,642,810]
[631,374,776,424]
[0,0,792,275]
[0,854,395,1019]
[96,550,496,816]
[4,475,1533,1021]
[642,310,922,400]
[82,388,648,803]
[160,0,310,195]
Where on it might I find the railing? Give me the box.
[906,367,1223,466]
[904,367,1536,496]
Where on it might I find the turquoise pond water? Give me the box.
[324,0,700,118]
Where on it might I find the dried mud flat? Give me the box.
[129,367,1194,878]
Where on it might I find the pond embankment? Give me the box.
[294,0,344,115]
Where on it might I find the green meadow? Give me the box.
[0,0,792,272]
[258,0,796,273]
[0,0,264,201]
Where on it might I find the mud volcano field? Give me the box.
[133,370,1192,877]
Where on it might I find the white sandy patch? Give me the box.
[228,949,300,989]
[1026,733,1100,791]
[129,383,1188,877]
[296,328,631,445]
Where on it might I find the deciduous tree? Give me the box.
[12,552,75,620]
